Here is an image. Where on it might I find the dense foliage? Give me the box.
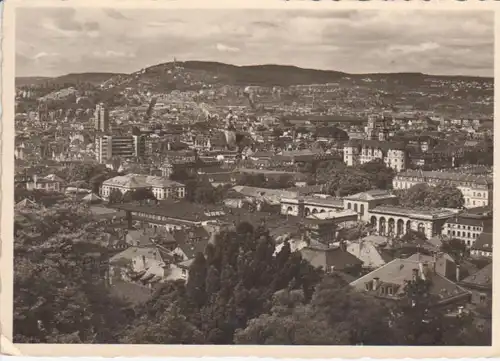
[396,183,465,209]
[237,173,295,189]
[14,205,490,345]
[314,159,395,196]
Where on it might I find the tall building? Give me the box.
[95,135,145,164]
[94,103,110,132]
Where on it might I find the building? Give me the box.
[441,207,493,248]
[281,195,343,217]
[300,243,363,275]
[458,263,492,306]
[343,189,399,222]
[94,103,110,132]
[350,254,471,306]
[25,174,63,192]
[368,206,456,239]
[343,139,407,172]
[95,135,146,164]
[101,174,185,200]
[470,232,493,258]
[393,170,493,208]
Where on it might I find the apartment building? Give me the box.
[393,170,493,208]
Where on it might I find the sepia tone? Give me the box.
[7,3,494,350]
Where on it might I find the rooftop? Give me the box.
[396,170,493,185]
[371,205,456,219]
[103,173,184,189]
[344,189,397,201]
[471,232,493,253]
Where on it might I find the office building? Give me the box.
[95,135,145,164]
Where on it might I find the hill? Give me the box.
[16,72,125,88]
[16,62,492,93]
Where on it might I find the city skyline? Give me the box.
[16,8,494,78]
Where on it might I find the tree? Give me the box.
[120,304,204,344]
[397,183,464,209]
[123,222,323,344]
[357,159,396,190]
[441,238,469,264]
[108,189,123,204]
[14,204,131,343]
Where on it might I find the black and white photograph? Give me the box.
[10,4,494,348]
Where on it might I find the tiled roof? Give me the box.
[371,206,455,219]
[346,139,406,151]
[344,189,396,201]
[350,257,469,300]
[109,246,164,265]
[103,173,184,189]
[461,263,492,287]
[395,170,493,185]
[471,232,493,252]
[300,246,363,270]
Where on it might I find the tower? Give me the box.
[366,115,378,140]
[224,111,237,149]
[94,103,110,132]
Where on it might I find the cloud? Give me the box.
[91,50,135,59]
[103,8,129,20]
[216,43,240,53]
[33,52,60,60]
[15,8,493,77]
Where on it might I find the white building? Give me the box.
[393,170,493,208]
[343,139,407,172]
[101,174,185,200]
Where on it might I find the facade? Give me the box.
[343,139,407,172]
[94,103,110,132]
[392,170,493,208]
[368,206,456,240]
[343,189,399,222]
[441,208,492,248]
[95,135,146,164]
[101,174,186,200]
[281,195,344,217]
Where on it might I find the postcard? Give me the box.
[1,0,498,358]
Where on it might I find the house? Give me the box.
[125,228,178,250]
[349,255,471,306]
[25,174,63,192]
[470,232,493,258]
[346,241,390,269]
[300,243,363,275]
[459,263,492,306]
[108,245,174,288]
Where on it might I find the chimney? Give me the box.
[455,265,461,282]
[412,268,419,282]
[372,277,380,291]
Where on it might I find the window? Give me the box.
[479,293,487,303]
[387,287,393,296]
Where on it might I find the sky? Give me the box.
[16,8,494,78]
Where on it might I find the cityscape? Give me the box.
[13,8,493,345]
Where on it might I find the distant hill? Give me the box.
[16,72,125,87]
[16,62,492,91]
